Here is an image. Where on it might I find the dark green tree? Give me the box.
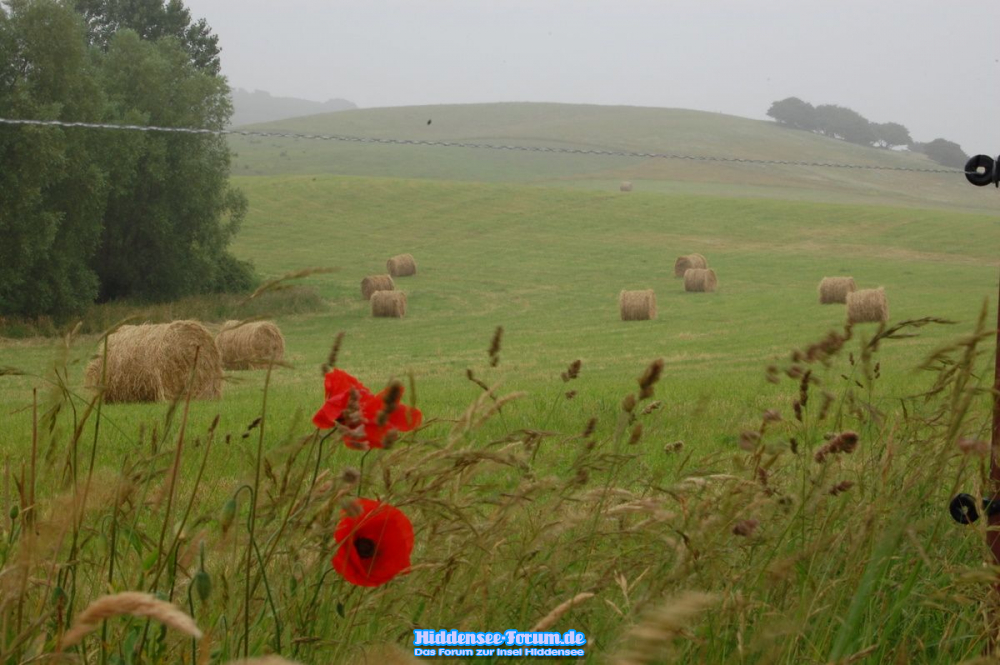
[872,122,911,149]
[913,138,969,169]
[0,0,108,318]
[92,29,249,301]
[73,0,221,74]
[814,104,875,146]
[766,97,817,131]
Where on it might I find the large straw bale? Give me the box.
[684,268,718,293]
[846,287,889,324]
[620,181,633,192]
[216,320,285,370]
[818,276,856,304]
[361,274,395,300]
[85,321,223,403]
[619,290,657,321]
[673,253,708,278]
[386,254,417,277]
[371,291,407,318]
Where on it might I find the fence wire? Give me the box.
[0,116,974,176]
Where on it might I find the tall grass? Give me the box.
[0,309,995,663]
[0,287,326,339]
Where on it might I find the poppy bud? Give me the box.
[9,504,18,521]
[194,569,212,603]
[221,497,237,534]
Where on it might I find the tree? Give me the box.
[914,138,969,169]
[0,0,108,318]
[766,97,817,131]
[73,0,221,74]
[871,122,911,149]
[92,29,249,301]
[814,104,875,146]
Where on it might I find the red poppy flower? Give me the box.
[342,387,423,450]
[332,498,414,587]
[312,369,371,430]
[313,370,423,450]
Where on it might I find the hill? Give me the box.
[227,102,994,214]
[229,88,356,127]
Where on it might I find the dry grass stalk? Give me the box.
[531,592,596,631]
[222,659,304,665]
[371,291,407,318]
[683,268,717,293]
[386,253,417,277]
[620,181,633,192]
[673,253,708,278]
[361,274,395,300]
[61,591,202,649]
[84,321,222,402]
[611,591,717,665]
[216,320,285,370]
[818,276,856,304]
[846,287,889,324]
[619,290,657,321]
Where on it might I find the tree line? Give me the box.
[766,97,969,169]
[0,0,253,320]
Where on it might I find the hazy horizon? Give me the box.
[185,0,999,154]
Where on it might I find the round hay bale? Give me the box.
[386,254,417,277]
[620,181,633,192]
[216,320,285,370]
[371,291,407,318]
[818,276,856,304]
[684,268,718,293]
[847,287,889,324]
[85,321,223,403]
[619,289,657,321]
[673,253,708,278]
[361,274,395,300]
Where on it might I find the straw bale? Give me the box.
[372,291,407,318]
[85,321,222,402]
[619,289,657,321]
[216,320,285,370]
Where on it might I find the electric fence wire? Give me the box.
[0,116,975,176]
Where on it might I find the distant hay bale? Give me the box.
[361,274,395,300]
[216,320,285,370]
[684,268,718,293]
[673,253,708,278]
[371,291,407,318]
[620,181,633,192]
[847,287,889,324]
[85,321,222,403]
[818,276,857,304]
[619,290,657,321]
[386,254,417,277]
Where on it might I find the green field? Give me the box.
[2,104,999,663]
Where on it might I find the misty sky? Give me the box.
[183,0,1000,153]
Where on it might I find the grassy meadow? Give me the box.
[2,105,1000,663]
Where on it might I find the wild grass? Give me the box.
[0,287,325,340]
[0,309,995,663]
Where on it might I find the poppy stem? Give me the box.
[357,449,373,497]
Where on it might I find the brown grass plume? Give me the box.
[85,321,223,402]
[619,290,657,321]
[683,268,717,293]
[372,291,407,318]
[673,253,707,278]
[361,274,395,300]
[818,276,856,304]
[386,253,417,277]
[61,591,202,649]
[846,287,889,324]
[216,320,285,370]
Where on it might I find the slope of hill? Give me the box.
[227,102,994,213]
[230,88,356,127]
